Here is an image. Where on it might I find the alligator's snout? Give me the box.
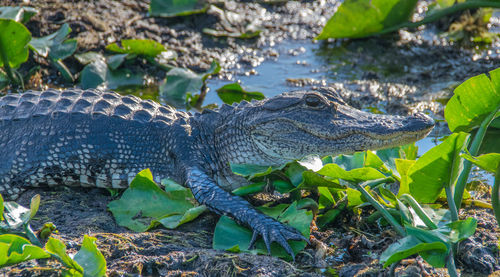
[404,112,435,132]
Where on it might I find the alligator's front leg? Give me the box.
[185,167,308,259]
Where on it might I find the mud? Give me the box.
[0,0,499,276]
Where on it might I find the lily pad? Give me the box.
[216,83,265,104]
[0,19,31,68]
[108,169,202,232]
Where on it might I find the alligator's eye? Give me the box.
[304,94,324,108]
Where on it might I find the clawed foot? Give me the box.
[248,216,309,261]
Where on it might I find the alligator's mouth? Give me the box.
[251,113,435,159]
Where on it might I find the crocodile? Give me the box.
[0,87,434,258]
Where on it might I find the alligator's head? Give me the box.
[213,87,434,166]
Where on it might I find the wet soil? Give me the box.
[0,0,499,276]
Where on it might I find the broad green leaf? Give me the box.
[317,163,386,183]
[285,162,306,187]
[0,6,37,23]
[447,217,477,243]
[0,200,31,230]
[318,187,334,209]
[30,23,77,60]
[154,205,207,229]
[80,59,144,90]
[316,0,418,39]
[108,169,197,232]
[212,202,312,260]
[297,171,343,190]
[317,207,343,228]
[346,187,363,208]
[405,226,450,267]
[408,132,469,203]
[106,54,129,70]
[73,236,107,277]
[29,194,40,221]
[216,83,265,104]
[0,234,49,267]
[444,67,500,132]
[395,159,416,196]
[232,182,266,196]
[365,150,390,174]
[273,180,295,194]
[461,152,500,173]
[379,235,447,267]
[106,39,167,58]
[0,19,31,68]
[332,152,365,170]
[159,61,220,107]
[45,237,83,272]
[230,163,285,179]
[149,0,207,17]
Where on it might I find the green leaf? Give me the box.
[212,202,312,260]
[364,150,391,174]
[159,61,220,107]
[0,200,31,230]
[106,39,167,58]
[80,59,144,90]
[106,54,129,70]
[73,236,107,277]
[30,23,77,60]
[29,194,40,221]
[444,67,500,132]
[0,234,49,267]
[408,132,469,203]
[317,207,343,228]
[332,152,365,170]
[395,159,416,196]
[108,169,197,232]
[230,163,284,179]
[379,235,447,267]
[447,217,477,243]
[346,187,363,208]
[0,19,31,68]
[216,83,265,104]
[297,171,343,190]
[45,237,83,273]
[317,163,386,183]
[316,0,418,39]
[154,205,207,229]
[0,6,37,23]
[461,152,500,173]
[232,182,266,196]
[149,0,208,17]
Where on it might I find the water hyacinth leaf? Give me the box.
[273,180,295,194]
[285,162,307,187]
[0,19,31,68]
[0,6,38,23]
[346,187,363,208]
[45,237,83,273]
[317,163,386,183]
[444,67,500,132]
[364,150,391,174]
[395,159,416,196]
[212,202,312,260]
[447,217,477,243]
[230,163,284,179]
[154,205,207,229]
[159,61,220,107]
[80,59,144,90]
[107,169,196,232]
[379,235,447,267]
[106,54,129,70]
[333,152,365,170]
[232,182,266,196]
[106,39,166,58]
[316,0,418,39]
[30,23,77,60]
[408,132,469,203]
[149,0,208,17]
[0,200,31,230]
[216,83,265,104]
[461,152,500,173]
[298,171,343,190]
[0,234,50,267]
[73,236,107,277]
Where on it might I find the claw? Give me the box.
[248,230,258,249]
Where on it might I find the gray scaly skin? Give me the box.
[0,87,434,259]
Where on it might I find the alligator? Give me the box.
[0,87,434,259]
